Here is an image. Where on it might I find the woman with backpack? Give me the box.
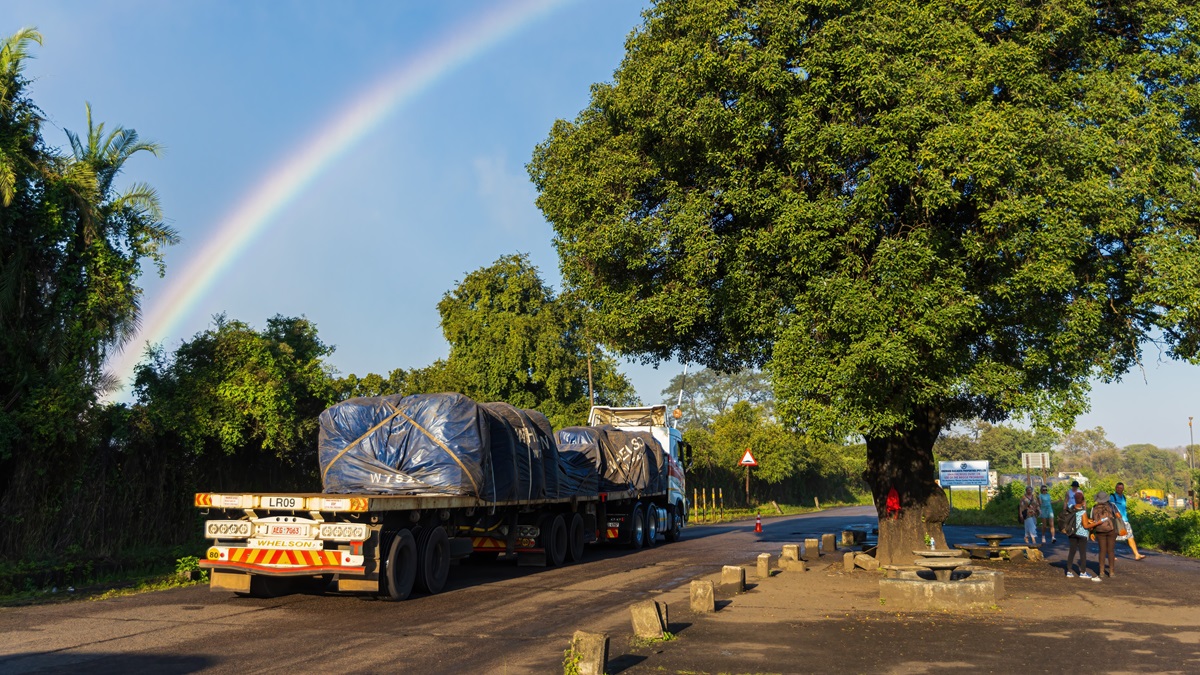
[1090,490,1125,578]
[1066,494,1103,581]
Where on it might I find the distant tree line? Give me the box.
[935,423,1192,494]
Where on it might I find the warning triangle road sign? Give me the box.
[740,449,757,466]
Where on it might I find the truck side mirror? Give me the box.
[679,442,692,468]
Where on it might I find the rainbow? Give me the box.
[106,0,569,391]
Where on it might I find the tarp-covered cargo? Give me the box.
[319,393,493,497]
[556,425,665,494]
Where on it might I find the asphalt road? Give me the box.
[0,506,877,674]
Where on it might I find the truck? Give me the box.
[198,403,689,599]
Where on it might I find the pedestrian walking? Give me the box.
[1038,484,1056,543]
[1090,490,1124,578]
[1020,486,1040,544]
[1065,495,1103,581]
[1112,482,1146,560]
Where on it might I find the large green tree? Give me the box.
[436,254,637,428]
[530,0,1200,562]
[132,315,336,490]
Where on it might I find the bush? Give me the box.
[945,481,1025,527]
[1130,509,1200,557]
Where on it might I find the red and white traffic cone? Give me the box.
[754,514,762,533]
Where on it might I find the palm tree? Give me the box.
[62,104,179,386]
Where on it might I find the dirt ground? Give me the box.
[602,525,1200,675]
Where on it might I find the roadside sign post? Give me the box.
[1021,452,1051,488]
[938,460,990,509]
[740,449,758,507]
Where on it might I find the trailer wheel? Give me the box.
[416,525,451,594]
[664,501,684,542]
[644,506,658,547]
[544,514,568,567]
[384,529,418,601]
[567,512,586,563]
[627,504,645,550]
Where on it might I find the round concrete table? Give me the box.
[913,549,967,558]
[975,533,1012,549]
[913,558,969,582]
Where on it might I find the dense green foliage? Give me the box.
[0,29,184,563]
[531,0,1200,438]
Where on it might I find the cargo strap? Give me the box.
[321,405,407,484]
[385,401,481,497]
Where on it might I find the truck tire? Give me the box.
[416,525,450,594]
[644,506,658,547]
[567,512,586,563]
[664,501,684,542]
[545,514,568,567]
[627,504,645,550]
[385,529,417,601]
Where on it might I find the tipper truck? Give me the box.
[198,398,689,599]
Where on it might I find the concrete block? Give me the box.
[630,600,666,639]
[569,631,609,675]
[843,551,856,572]
[878,573,1002,611]
[967,569,1005,598]
[803,538,821,561]
[780,558,807,572]
[821,533,836,554]
[854,553,880,571]
[720,565,746,593]
[756,553,772,578]
[781,544,800,561]
[1006,548,1026,561]
[842,529,866,547]
[690,580,716,613]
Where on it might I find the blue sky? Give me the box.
[6,0,1197,449]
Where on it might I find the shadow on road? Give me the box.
[0,652,213,674]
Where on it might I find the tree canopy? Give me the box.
[530,0,1200,561]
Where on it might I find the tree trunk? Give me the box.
[864,407,950,566]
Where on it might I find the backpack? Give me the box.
[1056,507,1075,535]
[1091,504,1114,534]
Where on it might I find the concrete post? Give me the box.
[843,551,856,572]
[821,533,836,554]
[690,579,716,613]
[757,553,772,578]
[569,631,609,675]
[720,565,746,593]
[854,553,880,571]
[781,544,800,561]
[630,600,666,639]
[803,538,821,561]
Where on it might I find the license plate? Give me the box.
[262,495,304,510]
[264,523,310,538]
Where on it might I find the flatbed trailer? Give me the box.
[198,404,689,599]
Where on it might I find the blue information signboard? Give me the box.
[938,460,990,487]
